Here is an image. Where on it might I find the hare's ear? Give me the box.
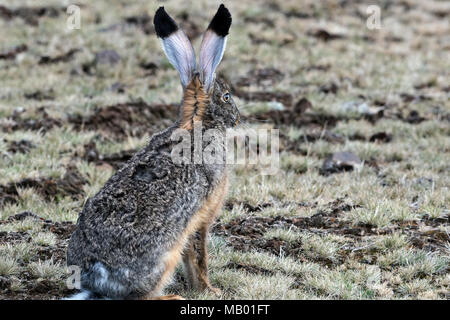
[199,4,232,91]
[154,7,196,87]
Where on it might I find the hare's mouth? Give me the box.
[233,114,240,127]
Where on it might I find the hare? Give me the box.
[65,4,238,300]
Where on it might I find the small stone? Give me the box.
[8,211,41,221]
[94,50,121,65]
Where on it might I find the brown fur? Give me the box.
[147,173,228,298]
[182,241,199,289]
[183,175,228,293]
[180,76,209,130]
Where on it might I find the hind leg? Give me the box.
[143,236,188,300]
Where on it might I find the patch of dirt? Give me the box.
[390,217,450,253]
[221,199,356,236]
[249,32,295,46]
[267,1,315,19]
[224,200,315,213]
[223,262,276,276]
[81,50,122,75]
[235,68,284,87]
[24,90,55,101]
[250,98,339,128]
[1,107,62,134]
[213,198,357,260]
[138,61,158,76]
[319,82,339,94]
[0,44,27,60]
[0,166,87,207]
[0,212,76,300]
[400,93,432,104]
[213,216,304,259]
[6,211,44,222]
[123,14,154,34]
[1,211,75,242]
[280,129,345,153]
[369,132,392,143]
[80,141,137,170]
[216,196,449,271]
[0,5,62,26]
[122,12,199,39]
[235,90,294,107]
[38,49,80,65]
[307,29,345,41]
[420,214,449,228]
[243,16,275,27]
[5,139,35,154]
[224,200,273,213]
[303,64,331,72]
[403,110,426,124]
[0,231,31,244]
[42,221,76,241]
[279,138,308,155]
[68,101,179,138]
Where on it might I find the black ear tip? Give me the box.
[154,7,167,20]
[217,4,231,18]
[208,4,232,37]
[154,6,179,38]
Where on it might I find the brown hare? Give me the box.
[66,4,238,300]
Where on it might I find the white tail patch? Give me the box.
[63,290,91,300]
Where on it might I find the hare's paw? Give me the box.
[201,282,222,296]
[208,286,222,297]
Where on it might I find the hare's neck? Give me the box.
[179,77,208,130]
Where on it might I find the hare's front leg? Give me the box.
[183,228,221,296]
[182,240,200,289]
[183,176,227,295]
[197,223,222,295]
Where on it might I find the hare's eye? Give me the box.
[222,92,231,103]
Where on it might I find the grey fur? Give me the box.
[66,78,239,299]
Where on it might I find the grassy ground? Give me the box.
[0,0,449,299]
